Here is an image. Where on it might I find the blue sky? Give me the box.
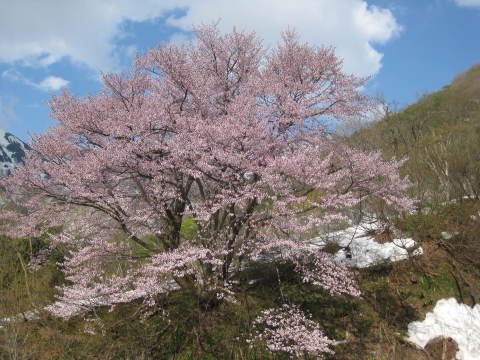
[0,0,479,141]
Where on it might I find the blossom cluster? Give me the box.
[294,250,362,297]
[249,304,337,359]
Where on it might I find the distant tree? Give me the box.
[1,24,412,357]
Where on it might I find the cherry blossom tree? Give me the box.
[1,23,412,357]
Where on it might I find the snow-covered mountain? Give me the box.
[0,129,31,176]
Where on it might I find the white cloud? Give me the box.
[38,76,69,91]
[166,0,402,76]
[2,69,37,88]
[168,32,193,45]
[0,0,179,72]
[2,70,68,92]
[0,0,401,76]
[453,0,480,7]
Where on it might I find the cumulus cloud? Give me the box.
[168,0,402,76]
[38,76,69,91]
[2,70,68,92]
[453,0,480,7]
[0,0,179,72]
[0,0,401,76]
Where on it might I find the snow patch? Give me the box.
[310,222,423,268]
[407,298,480,360]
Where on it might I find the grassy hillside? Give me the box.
[353,64,480,206]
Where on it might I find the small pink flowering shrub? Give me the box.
[250,304,337,358]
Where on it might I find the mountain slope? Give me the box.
[352,64,480,204]
[0,129,31,176]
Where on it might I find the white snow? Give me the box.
[407,298,480,360]
[0,128,11,148]
[0,128,30,176]
[0,128,23,149]
[310,222,423,268]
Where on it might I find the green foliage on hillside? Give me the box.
[352,64,480,205]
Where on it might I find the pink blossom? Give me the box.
[294,251,361,297]
[250,304,337,358]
